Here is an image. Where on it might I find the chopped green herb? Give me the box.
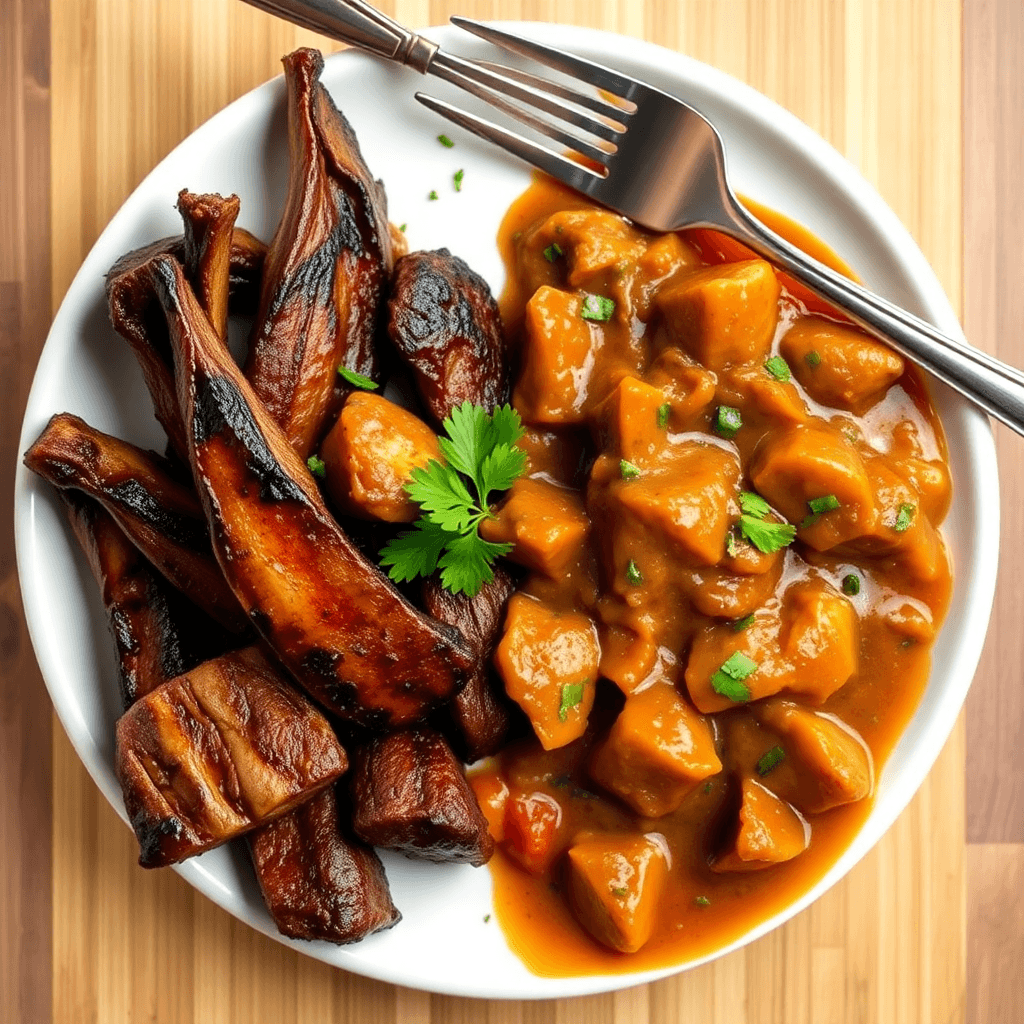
[732,613,755,632]
[842,573,861,596]
[756,745,786,776]
[558,680,587,722]
[620,459,641,480]
[378,403,526,596]
[399,223,407,233]
[894,502,916,532]
[437,133,455,148]
[725,531,738,558]
[626,560,643,586]
[306,455,326,480]
[738,515,797,554]
[580,294,615,322]
[543,242,563,262]
[610,886,628,897]
[715,405,743,438]
[695,895,711,907]
[337,366,379,390]
[801,493,841,528]
[657,403,671,428]
[428,190,439,201]
[711,651,757,703]
[765,355,791,381]
[703,781,713,795]
[453,168,465,192]
[738,491,772,518]
[483,914,491,923]
[805,350,822,368]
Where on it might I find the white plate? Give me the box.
[15,22,998,1000]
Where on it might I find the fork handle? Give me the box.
[238,0,438,71]
[725,200,1024,433]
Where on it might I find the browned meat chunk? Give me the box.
[350,727,494,865]
[146,254,472,728]
[423,568,516,762]
[116,646,348,868]
[249,786,400,943]
[387,248,509,427]
[245,48,393,458]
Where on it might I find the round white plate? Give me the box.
[15,22,998,1000]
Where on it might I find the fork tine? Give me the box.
[451,17,641,104]
[432,53,622,144]
[414,92,604,192]
[467,59,628,123]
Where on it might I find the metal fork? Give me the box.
[242,0,1024,436]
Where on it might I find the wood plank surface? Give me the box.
[0,0,990,1020]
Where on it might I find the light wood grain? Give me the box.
[37,0,968,1021]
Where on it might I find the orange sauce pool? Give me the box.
[481,176,952,977]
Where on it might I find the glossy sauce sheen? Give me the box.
[478,178,953,976]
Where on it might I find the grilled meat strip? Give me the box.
[245,47,394,458]
[24,413,249,634]
[106,223,265,462]
[350,726,494,866]
[116,645,348,867]
[387,248,509,429]
[147,253,472,728]
[249,785,400,943]
[424,568,517,763]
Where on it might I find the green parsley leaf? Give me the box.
[543,242,563,262]
[894,502,916,532]
[657,403,671,428]
[732,613,755,632]
[626,560,643,585]
[428,190,439,201]
[842,573,861,596]
[739,515,796,553]
[805,350,822,368]
[306,455,326,479]
[453,169,465,192]
[695,895,711,907]
[711,651,757,702]
[438,530,511,596]
[580,294,615,322]
[800,493,842,528]
[756,745,786,776]
[479,443,527,500]
[437,133,455,148]
[399,223,407,233]
[558,681,586,722]
[620,459,641,480]
[337,366,379,390]
[378,519,451,583]
[765,355,791,381]
[715,405,742,438]
[738,491,772,518]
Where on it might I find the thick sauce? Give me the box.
[474,177,953,976]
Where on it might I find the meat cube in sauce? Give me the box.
[589,682,721,817]
[655,259,780,372]
[711,778,809,873]
[480,477,590,578]
[644,350,718,428]
[495,593,600,750]
[781,317,905,413]
[115,647,348,868]
[566,833,669,953]
[715,364,809,428]
[757,700,873,814]
[686,578,859,713]
[318,392,441,522]
[350,726,494,866]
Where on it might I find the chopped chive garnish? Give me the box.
[620,459,641,480]
[427,190,439,201]
[756,745,786,776]
[558,681,586,722]
[842,573,861,596]
[801,493,841,528]
[306,455,326,479]
[710,651,757,703]
[437,134,455,148]
[580,294,615,321]
[732,613,755,632]
[765,355,791,381]
[657,403,671,428]
[483,914,491,922]
[715,405,743,439]
[695,895,711,907]
[626,560,643,585]
[543,242,563,262]
[337,366,379,390]
[398,223,407,232]
[703,781,713,794]
[894,502,916,532]
[805,350,822,368]
[725,531,738,558]
[453,168,465,192]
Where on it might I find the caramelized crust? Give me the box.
[249,786,401,943]
[387,248,509,428]
[116,646,348,868]
[350,726,495,865]
[245,47,393,457]
[24,413,249,634]
[147,254,472,728]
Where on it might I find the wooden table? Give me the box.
[2,1,1020,1021]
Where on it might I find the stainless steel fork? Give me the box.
[242,0,1024,435]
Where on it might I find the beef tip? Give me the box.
[249,785,400,943]
[387,249,509,425]
[350,726,494,865]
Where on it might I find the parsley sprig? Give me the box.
[735,491,797,554]
[379,403,527,597]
